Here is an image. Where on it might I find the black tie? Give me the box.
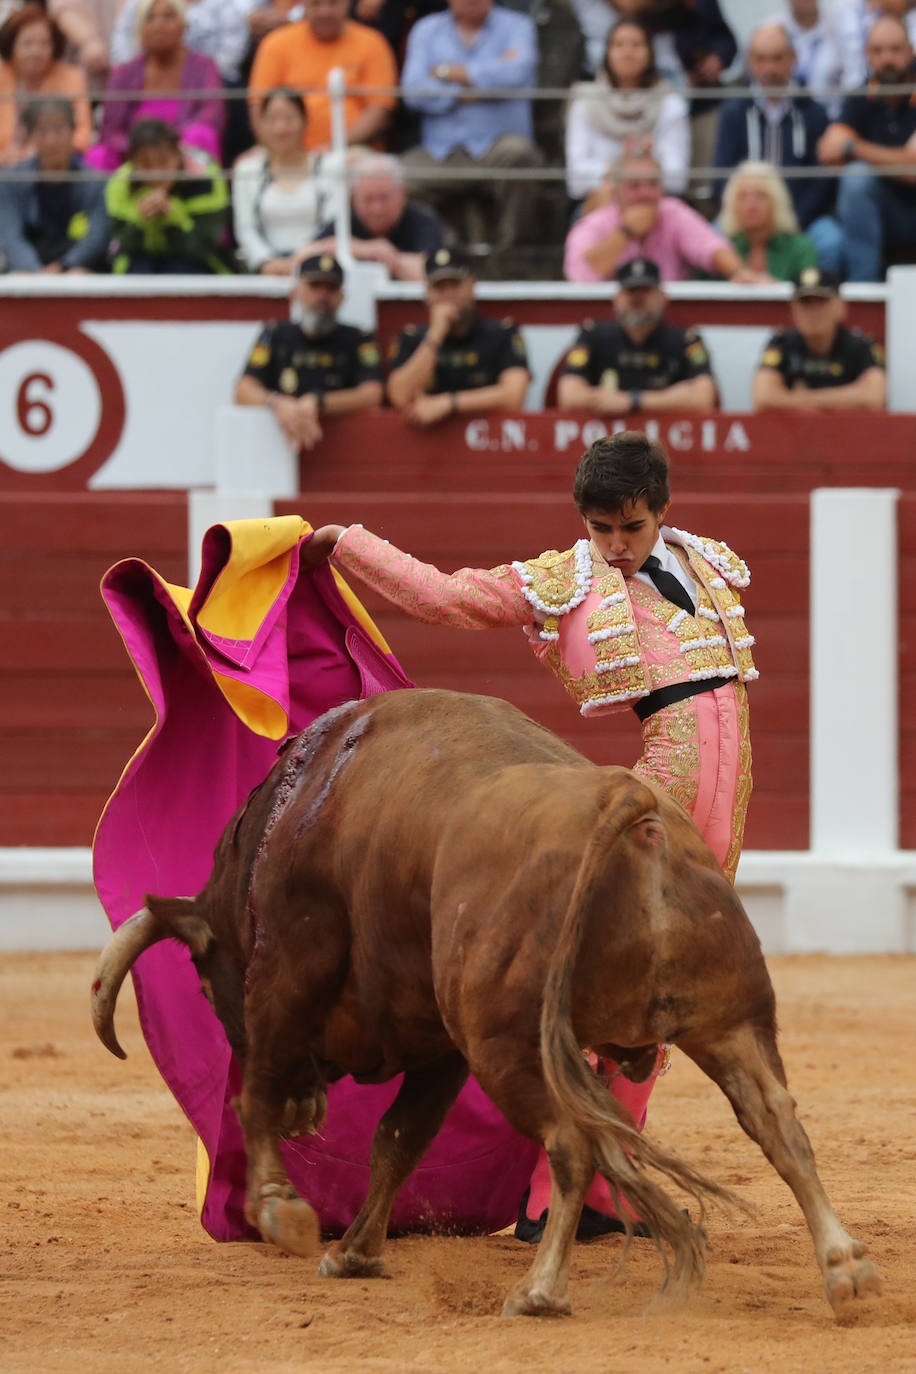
[640,555,695,615]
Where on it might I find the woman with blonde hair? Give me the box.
[720,160,819,282]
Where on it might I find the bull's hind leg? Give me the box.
[318,1052,469,1280]
[680,1023,881,1313]
[501,1119,593,1317]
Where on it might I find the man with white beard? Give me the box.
[235,253,383,450]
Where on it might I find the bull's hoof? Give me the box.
[317,1246,387,1279]
[501,1285,572,1318]
[258,1194,320,1257]
[824,1241,882,1312]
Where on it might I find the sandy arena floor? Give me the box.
[2,952,914,1374]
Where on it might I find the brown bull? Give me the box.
[92,689,880,1317]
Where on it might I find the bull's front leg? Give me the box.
[681,1023,881,1314]
[502,1119,592,1317]
[318,1053,468,1280]
[237,1049,322,1259]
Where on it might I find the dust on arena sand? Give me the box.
[2,952,915,1374]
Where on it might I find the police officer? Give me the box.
[235,254,383,450]
[387,245,531,427]
[752,268,886,412]
[557,256,718,415]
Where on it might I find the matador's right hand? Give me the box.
[303,525,347,566]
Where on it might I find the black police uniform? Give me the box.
[560,319,714,393]
[389,316,530,392]
[242,320,382,399]
[758,327,885,391]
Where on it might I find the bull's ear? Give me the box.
[145,894,213,958]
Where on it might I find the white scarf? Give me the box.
[569,68,671,142]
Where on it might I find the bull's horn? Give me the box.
[91,907,165,1060]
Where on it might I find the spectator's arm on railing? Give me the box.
[557,373,631,416]
[638,376,718,413]
[232,163,277,273]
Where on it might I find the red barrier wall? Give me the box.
[0,493,187,846]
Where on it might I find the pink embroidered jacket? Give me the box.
[332,524,757,717]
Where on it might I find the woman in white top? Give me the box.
[232,87,327,275]
[565,18,690,205]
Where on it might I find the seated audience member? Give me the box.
[298,153,446,281]
[571,0,737,208]
[836,0,916,91]
[387,245,530,426]
[563,143,752,284]
[714,22,842,274]
[752,267,886,410]
[763,0,842,115]
[566,18,690,205]
[557,255,717,414]
[106,117,232,273]
[819,15,916,282]
[0,95,108,270]
[400,0,541,255]
[111,0,252,85]
[49,0,125,85]
[233,87,328,275]
[720,161,818,282]
[91,0,224,171]
[235,253,382,450]
[249,0,397,154]
[0,4,91,163]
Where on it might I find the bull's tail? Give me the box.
[539,775,745,1298]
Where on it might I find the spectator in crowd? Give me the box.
[563,143,752,283]
[48,0,126,85]
[233,87,328,274]
[0,95,108,270]
[566,18,690,205]
[387,244,530,425]
[249,0,397,154]
[297,153,446,281]
[235,252,383,449]
[818,15,916,281]
[557,255,717,414]
[106,116,232,272]
[0,4,91,163]
[752,267,886,410]
[719,161,818,281]
[90,0,225,171]
[763,0,843,115]
[111,0,253,85]
[571,0,737,209]
[400,0,541,255]
[713,23,842,275]
[836,0,916,92]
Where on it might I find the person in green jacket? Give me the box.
[719,159,820,283]
[106,117,233,275]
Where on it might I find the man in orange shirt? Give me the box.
[249,0,397,153]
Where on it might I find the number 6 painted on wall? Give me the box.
[17,372,54,438]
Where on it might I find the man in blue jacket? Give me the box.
[713,22,842,273]
[0,97,108,273]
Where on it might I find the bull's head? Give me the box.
[91,897,243,1059]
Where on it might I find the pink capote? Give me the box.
[93,520,538,1242]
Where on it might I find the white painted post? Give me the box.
[810,487,900,854]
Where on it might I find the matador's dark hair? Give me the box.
[572,430,670,515]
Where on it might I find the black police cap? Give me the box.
[615,256,661,289]
[792,267,841,300]
[298,253,344,285]
[425,245,475,283]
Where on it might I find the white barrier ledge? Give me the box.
[2,847,915,955]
